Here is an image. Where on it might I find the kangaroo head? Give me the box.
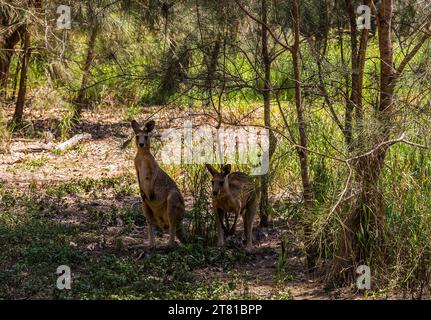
[131,119,155,150]
[206,164,231,196]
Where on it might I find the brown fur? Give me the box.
[206,164,259,251]
[132,120,188,247]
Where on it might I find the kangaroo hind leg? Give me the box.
[142,200,156,248]
[215,208,226,247]
[244,196,258,251]
[167,192,187,246]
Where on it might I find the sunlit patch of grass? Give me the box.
[76,144,88,156]
[59,103,76,140]
[122,105,143,122]
[18,156,48,172]
[45,175,137,199]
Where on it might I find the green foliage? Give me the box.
[59,104,76,140]
[122,104,142,122]
[18,156,48,172]
[183,165,216,245]
[2,0,431,299]
[46,175,137,199]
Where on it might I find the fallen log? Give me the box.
[54,133,92,152]
[10,133,92,154]
[12,143,54,153]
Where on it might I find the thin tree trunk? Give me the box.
[74,23,99,119]
[157,40,190,105]
[12,27,31,125]
[346,0,370,132]
[291,0,312,208]
[291,0,315,270]
[0,54,12,96]
[345,0,358,146]
[356,21,369,123]
[0,25,26,97]
[204,36,221,101]
[11,55,21,100]
[377,0,396,121]
[259,0,275,227]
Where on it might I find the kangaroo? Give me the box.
[205,164,259,251]
[132,120,188,247]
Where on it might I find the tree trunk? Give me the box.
[346,0,370,137]
[291,0,312,208]
[344,0,358,146]
[0,25,26,97]
[356,19,369,123]
[332,0,395,285]
[0,54,12,96]
[259,0,276,227]
[156,40,190,105]
[334,150,387,285]
[376,0,396,121]
[291,0,315,269]
[11,55,21,100]
[12,27,31,125]
[204,36,221,103]
[74,23,99,119]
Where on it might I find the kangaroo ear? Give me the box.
[131,120,141,134]
[222,164,231,175]
[144,120,155,133]
[205,163,218,176]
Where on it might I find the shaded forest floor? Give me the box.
[0,104,384,299]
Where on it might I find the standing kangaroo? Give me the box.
[132,120,188,247]
[206,164,259,251]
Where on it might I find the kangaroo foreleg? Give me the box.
[215,208,226,246]
[244,197,257,251]
[142,200,156,248]
[167,192,187,246]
